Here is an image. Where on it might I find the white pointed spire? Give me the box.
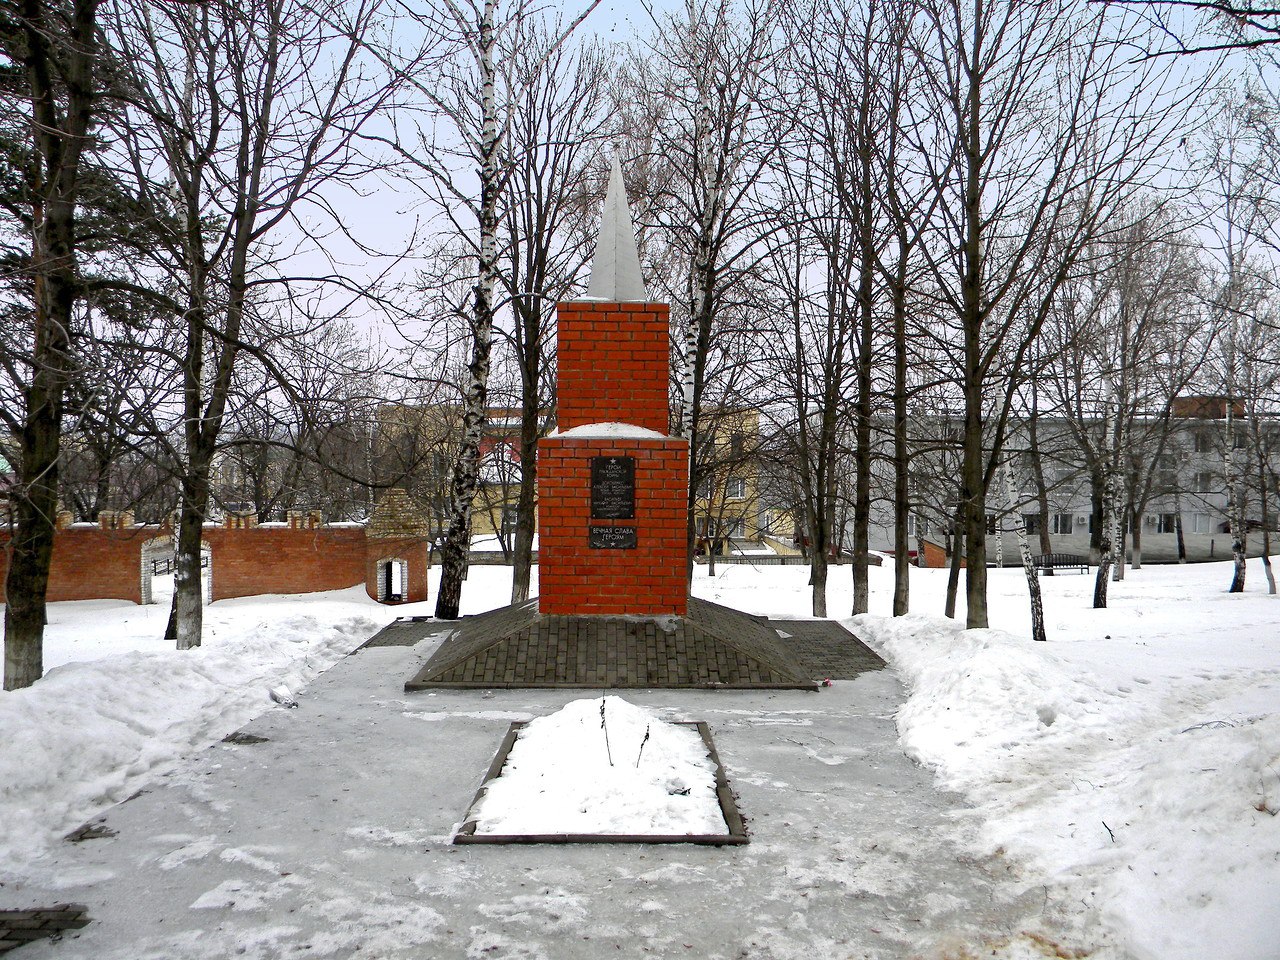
[585,154,649,301]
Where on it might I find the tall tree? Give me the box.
[394,0,600,620]
[499,21,607,604]
[108,0,404,647]
[0,0,102,689]
[915,0,1198,627]
[622,0,783,586]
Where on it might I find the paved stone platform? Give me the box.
[390,598,882,690]
[772,619,886,680]
[0,905,89,954]
[0,644,1092,960]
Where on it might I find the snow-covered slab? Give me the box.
[551,421,671,440]
[456,697,746,844]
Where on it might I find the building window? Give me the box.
[1194,432,1214,453]
[725,517,746,538]
[1157,513,1177,534]
[1052,513,1073,535]
[726,477,746,500]
[907,514,929,538]
[1195,471,1216,494]
[1022,514,1041,535]
[1192,513,1211,534]
[729,431,745,458]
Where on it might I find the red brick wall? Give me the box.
[0,525,430,606]
[556,301,671,434]
[203,527,368,601]
[0,527,147,604]
[538,435,688,615]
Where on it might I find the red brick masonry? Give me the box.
[538,435,689,616]
[556,301,671,434]
[539,298,689,617]
[0,524,428,605]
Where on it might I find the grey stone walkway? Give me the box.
[0,636,1102,960]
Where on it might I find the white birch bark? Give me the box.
[436,0,498,620]
[1003,463,1047,643]
[1226,397,1247,592]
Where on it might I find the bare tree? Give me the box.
[108,0,405,647]
[621,0,784,585]
[390,0,600,620]
[498,22,608,603]
[913,0,1199,627]
[1,0,105,689]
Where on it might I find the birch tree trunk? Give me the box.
[1094,390,1118,608]
[1226,400,1247,593]
[436,0,498,620]
[1003,464,1046,643]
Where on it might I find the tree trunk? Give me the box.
[1174,489,1187,562]
[1260,457,1275,595]
[850,96,875,617]
[959,12,988,631]
[1111,492,1126,582]
[4,0,100,690]
[891,254,910,616]
[1226,405,1246,593]
[1003,465,1046,642]
[169,467,211,649]
[1131,508,1143,570]
[1093,464,1115,608]
[810,549,828,618]
[510,394,539,604]
[436,0,498,620]
[961,417,988,628]
[944,508,964,619]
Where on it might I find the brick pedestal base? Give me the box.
[538,433,688,616]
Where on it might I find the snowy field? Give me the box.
[1,558,1277,958]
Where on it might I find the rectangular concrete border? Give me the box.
[454,721,748,846]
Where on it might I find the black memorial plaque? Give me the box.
[590,456,635,519]
[589,525,637,550]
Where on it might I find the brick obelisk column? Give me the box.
[537,157,689,616]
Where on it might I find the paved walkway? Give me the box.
[0,635,1101,959]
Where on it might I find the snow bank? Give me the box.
[851,611,1280,960]
[471,696,725,836]
[0,611,377,876]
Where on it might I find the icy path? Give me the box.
[0,640,1105,960]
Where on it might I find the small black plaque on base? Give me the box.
[589,525,637,549]
[591,456,635,519]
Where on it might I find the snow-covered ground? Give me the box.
[1,559,1277,959]
[471,695,726,837]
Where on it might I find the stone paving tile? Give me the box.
[384,598,884,690]
[404,598,820,690]
[0,906,89,954]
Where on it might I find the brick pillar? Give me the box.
[538,300,689,616]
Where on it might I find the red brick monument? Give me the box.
[405,157,816,690]
[537,159,689,616]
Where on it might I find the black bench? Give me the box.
[1031,553,1090,575]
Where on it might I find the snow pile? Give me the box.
[552,422,670,440]
[0,610,378,876]
[852,610,1280,960]
[471,696,726,836]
